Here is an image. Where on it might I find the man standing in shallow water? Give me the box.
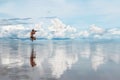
[30,29,37,41]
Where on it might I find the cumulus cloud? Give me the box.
[93,34,102,39]
[78,30,89,38]
[89,24,105,34]
[0,24,33,38]
[0,18,77,39]
[48,18,77,38]
[0,18,120,40]
[66,25,76,33]
[108,28,120,35]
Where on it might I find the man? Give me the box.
[30,29,37,41]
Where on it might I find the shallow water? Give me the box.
[0,40,120,80]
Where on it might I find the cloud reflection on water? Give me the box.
[0,40,120,80]
[49,45,78,78]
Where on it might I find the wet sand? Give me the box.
[0,40,120,80]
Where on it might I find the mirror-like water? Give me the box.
[0,40,120,80]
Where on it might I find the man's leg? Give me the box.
[34,37,36,40]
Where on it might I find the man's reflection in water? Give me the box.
[30,45,36,67]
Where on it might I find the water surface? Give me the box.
[0,40,120,80]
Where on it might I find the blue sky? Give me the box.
[0,0,120,29]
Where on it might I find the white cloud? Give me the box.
[66,25,76,33]
[93,34,102,39]
[0,18,120,39]
[48,18,77,38]
[90,24,105,34]
[78,30,89,37]
[108,28,120,35]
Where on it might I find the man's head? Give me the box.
[32,29,34,31]
[32,29,37,32]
